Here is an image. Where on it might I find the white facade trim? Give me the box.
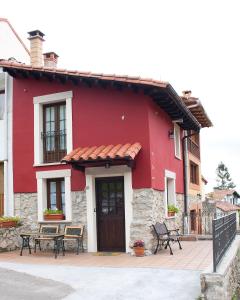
[174,124,181,159]
[164,169,176,218]
[4,73,14,215]
[85,165,133,253]
[36,169,72,222]
[33,91,73,165]
[33,91,73,104]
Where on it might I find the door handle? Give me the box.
[94,208,96,213]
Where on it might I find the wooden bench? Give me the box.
[63,225,84,255]
[34,224,60,252]
[152,222,182,255]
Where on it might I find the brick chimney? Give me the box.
[43,52,58,68]
[182,90,192,99]
[28,30,45,67]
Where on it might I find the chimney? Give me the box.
[182,90,192,99]
[28,30,45,67]
[43,52,59,68]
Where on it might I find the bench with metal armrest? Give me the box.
[152,222,182,255]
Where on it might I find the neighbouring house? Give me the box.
[0,19,30,216]
[0,29,212,253]
[207,188,240,205]
[181,91,213,234]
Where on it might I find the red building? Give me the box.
[0,30,210,253]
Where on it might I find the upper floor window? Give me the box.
[33,91,73,165]
[174,124,181,159]
[42,103,66,163]
[190,161,199,185]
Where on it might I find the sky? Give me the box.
[1,0,240,192]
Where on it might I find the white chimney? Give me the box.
[43,52,58,68]
[28,30,45,67]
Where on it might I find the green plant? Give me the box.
[0,216,21,225]
[167,204,179,213]
[44,209,63,215]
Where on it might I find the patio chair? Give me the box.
[63,225,84,255]
[34,224,60,252]
[151,222,182,255]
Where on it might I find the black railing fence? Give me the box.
[212,213,236,272]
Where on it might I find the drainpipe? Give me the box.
[3,71,8,215]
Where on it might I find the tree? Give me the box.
[215,162,236,190]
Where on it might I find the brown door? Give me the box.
[96,177,125,252]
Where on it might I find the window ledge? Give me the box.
[34,162,66,167]
[175,155,182,161]
[38,220,72,224]
[165,216,176,220]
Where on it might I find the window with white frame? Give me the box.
[36,169,71,221]
[165,170,176,217]
[174,124,181,159]
[33,91,73,165]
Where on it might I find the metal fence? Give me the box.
[212,213,236,272]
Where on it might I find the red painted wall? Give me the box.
[147,100,184,193]
[13,77,184,193]
[13,78,152,192]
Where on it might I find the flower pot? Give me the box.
[133,246,145,257]
[168,211,175,217]
[44,214,65,221]
[0,220,17,228]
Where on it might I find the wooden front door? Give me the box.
[96,177,125,252]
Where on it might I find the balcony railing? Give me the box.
[188,139,200,159]
[0,194,4,216]
[41,130,67,163]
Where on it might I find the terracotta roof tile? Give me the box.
[216,201,240,212]
[62,143,141,162]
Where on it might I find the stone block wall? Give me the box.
[201,237,240,300]
[0,227,21,251]
[131,189,184,253]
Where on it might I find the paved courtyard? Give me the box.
[0,241,212,300]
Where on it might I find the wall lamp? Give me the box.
[168,130,175,139]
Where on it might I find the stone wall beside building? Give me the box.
[131,189,184,253]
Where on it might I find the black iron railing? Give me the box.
[41,130,66,163]
[212,213,236,272]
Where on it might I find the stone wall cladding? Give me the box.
[131,189,184,253]
[14,191,87,251]
[201,237,240,300]
[14,193,38,232]
[0,227,21,251]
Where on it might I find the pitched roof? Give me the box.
[0,59,202,131]
[181,95,213,128]
[216,201,240,212]
[207,189,240,200]
[62,143,141,162]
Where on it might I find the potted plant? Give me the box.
[0,216,21,228]
[167,204,179,217]
[43,209,65,221]
[133,239,145,257]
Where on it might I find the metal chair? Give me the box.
[34,224,60,252]
[152,222,182,255]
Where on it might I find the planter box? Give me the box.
[0,220,17,228]
[43,214,65,221]
[133,246,145,257]
[168,211,175,217]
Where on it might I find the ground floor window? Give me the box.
[164,170,176,217]
[36,169,71,221]
[47,178,65,212]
